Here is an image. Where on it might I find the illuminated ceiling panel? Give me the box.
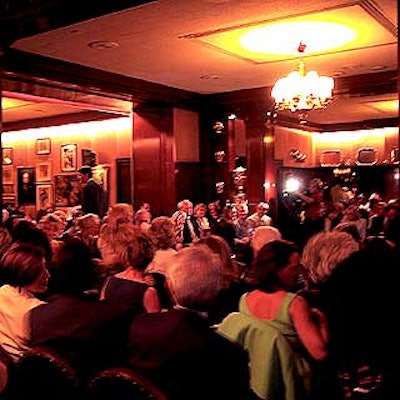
[187,4,396,64]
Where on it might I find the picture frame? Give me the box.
[54,173,82,207]
[92,164,109,191]
[81,149,97,167]
[36,138,51,155]
[36,184,53,210]
[36,162,52,182]
[356,148,378,165]
[320,150,342,167]
[2,147,13,165]
[17,167,36,205]
[2,165,14,184]
[61,144,78,172]
[2,184,15,195]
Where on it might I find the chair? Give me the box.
[0,345,12,397]
[87,366,168,400]
[16,346,81,400]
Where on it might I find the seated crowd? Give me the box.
[0,191,398,399]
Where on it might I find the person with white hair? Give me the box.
[250,225,282,256]
[246,202,272,228]
[126,245,251,400]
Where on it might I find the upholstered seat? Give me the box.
[87,366,168,400]
[16,346,81,400]
[0,345,12,397]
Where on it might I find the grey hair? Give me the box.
[168,244,224,310]
[302,231,359,283]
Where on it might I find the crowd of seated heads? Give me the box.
[127,244,251,400]
[1,193,398,398]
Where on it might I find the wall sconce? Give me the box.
[232,166,247,193]
[215,181,225,194]
[213,121,224,133]
[289,149,307,162]
[214,151,226,163]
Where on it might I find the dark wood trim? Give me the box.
[3,49,201,109]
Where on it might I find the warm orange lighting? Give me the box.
[271,60,334,111]
[189,4,394,64]
[2,117,132,144]
[241,21,355,55]
[263,136,274,144]
[364,99,399,113]
[314,128,395,144]
[271,41,334,112]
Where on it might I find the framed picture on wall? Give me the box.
[356,148,378,165]
[2,148,13,165]
[36,138,51,155]
[2,195,16,207]
[61,144,77,172]
[2,166,14,184]
[320,150,341,167]
[54,173,82,207]
[36,184,53,210]
[17,167,36,205]
[92,164,109,191]
[36,162,52,182]
[2,184,15,195]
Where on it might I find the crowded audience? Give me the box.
[0,181,398,399]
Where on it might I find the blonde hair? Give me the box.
[251,226,282,255]
[302,231,359,283]
[105,203,134,226]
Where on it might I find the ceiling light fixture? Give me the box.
[271,41,334,112]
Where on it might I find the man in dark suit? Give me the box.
[127,245,251,400]
[78,165,106,218]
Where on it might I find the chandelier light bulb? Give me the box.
[271,43,334,112]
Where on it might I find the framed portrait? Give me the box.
[92,164,109,191]
[2,165,14,184]
[82,149,97,167]
[320,150,341,167]
[54,173,82,207]
[356,148,378,165]
[36,162,52,182]
[61,144,78,172]
[36,138,51,155]
[2,184,15,195]
[2,147,13,165]
[17,167,36,205]
[36,184,53,210]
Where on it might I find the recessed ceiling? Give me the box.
[2,95,91,123]
[188,4,395,64]
[6,0,399,125]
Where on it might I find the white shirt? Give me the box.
[0,285,45,361]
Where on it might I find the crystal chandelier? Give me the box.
[271,42,334,112]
